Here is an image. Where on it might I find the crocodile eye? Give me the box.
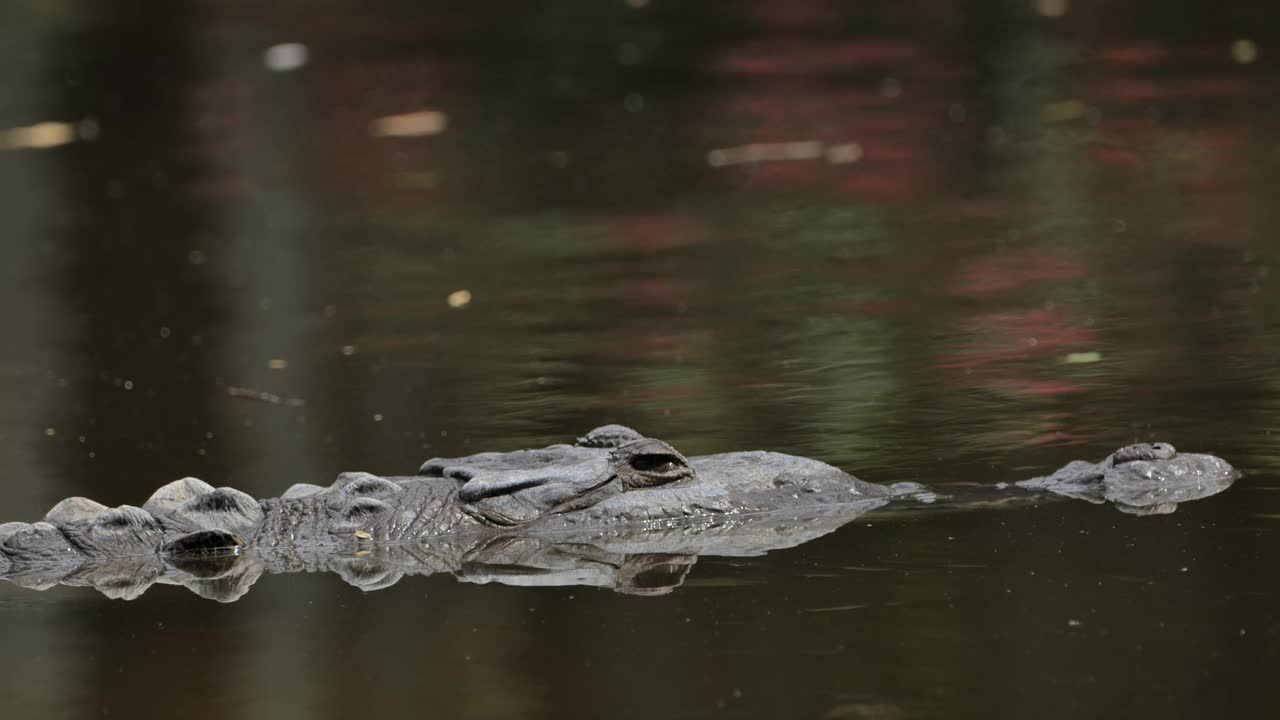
[629,454,683,474]
[612,439,694,490]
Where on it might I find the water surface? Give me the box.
[1,1,1278,717]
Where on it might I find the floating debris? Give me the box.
[0,121,78,150]
[1063,351,1102,364]
[225,386,306,407]
[1042,99,1088,123]
[447,289,472,308]
[263,43,309,72]
[371,110,447,138]
[802,603,869,613]
[706,140,822,167]
[1034,0,1069,18]
[825,142,863,164]
[389,171,439,190]
[1232,39,1258,64]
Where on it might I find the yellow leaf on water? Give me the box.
[1042,99,1088,122]
[447,290,472,308]
[1064,352,1102,364]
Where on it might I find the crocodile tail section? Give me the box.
[0,478,262,593]
[142,477,264,537]
[0,495,167,590]
[0,520,85,584]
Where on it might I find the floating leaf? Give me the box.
[1064,351,1102,364]
[447,290,472,308]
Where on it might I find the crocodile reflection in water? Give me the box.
[0,425,1238,601]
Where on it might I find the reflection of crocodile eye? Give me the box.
[630,454,683,473]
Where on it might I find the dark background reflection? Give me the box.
[0,1,1278,717]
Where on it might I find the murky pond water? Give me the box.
[2,1,1280,717]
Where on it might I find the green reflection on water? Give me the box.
[1,0,1280,718]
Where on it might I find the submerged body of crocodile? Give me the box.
[0,425,1238,600]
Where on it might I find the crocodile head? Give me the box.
[419,432,691,525]
[417,425,888,527]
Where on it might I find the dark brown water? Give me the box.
[2,1,1279,717]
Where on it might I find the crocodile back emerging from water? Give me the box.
[0,425,1237,600]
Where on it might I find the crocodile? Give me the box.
[0,425,1237,601]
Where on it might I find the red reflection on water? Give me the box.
[612,277,698,309]
[840,299,914,318]
[1085,141,1148,171]
[185,79,253,196]
[596,214,706,364]
[1081,38,1266,249]
[304,54,453,209]
[988,379,1087,396]
[1015,428,1090,446]
[700,0,957,202]
[935,309,1096,371]
[618,383,704,406]
[698,65,942,200]
[1093,46,1168,66]
[932,304,1093,442]
[603,331,692,361]
[711,41,921,76]
[948,248,1087,296]
[606,213,706,252]
[603,214,705,312]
